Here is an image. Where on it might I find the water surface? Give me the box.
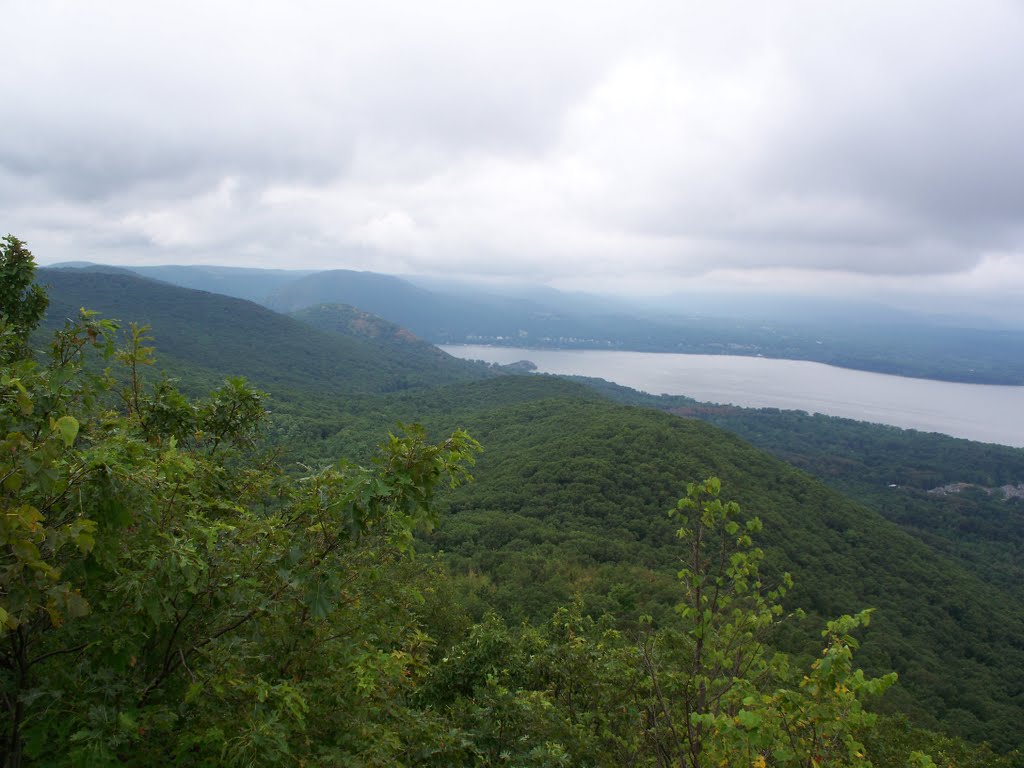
[442,345,1024,448]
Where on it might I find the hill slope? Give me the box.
[290,302,485,384]
[36,271,1024,751]
[129,264,314,302]
[430,383,1024,749]
[292,373,1024,750]
[39,268,488,399]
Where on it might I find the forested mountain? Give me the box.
[316,376,1024,750]
[290,302,474,370]
[689,406,1024,597]
[93,261,1024,384]
[50,262,1024,384]
[39,267,489,398]
[8,253,1022,764]
[569,377,1024,600]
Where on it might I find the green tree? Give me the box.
[0,235,48,360]
[420,479,918,767]
[635,477,899,767]
[0,239,481,766]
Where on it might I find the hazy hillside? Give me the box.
[47,262,314,302]
[39,267,488,399]
[55,262,1024,384]
[265,268,442,315]
[292,302,472,364]
[263,267,597,343]
[129,264,314,302]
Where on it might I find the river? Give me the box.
[440,345,1024,448]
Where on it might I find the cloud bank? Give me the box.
[3,0,1023,318]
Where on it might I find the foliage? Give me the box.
[1,235,49,359]
[570,377,1024,752]
[682,405,1024,592]
[417,479,909,767]
[632,478,896,767]
[0,279,925,766]
[1,265,481,765]
[25,250,1024,760]
[865,715,1022,768]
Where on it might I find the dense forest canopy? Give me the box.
[3,238,1022,765]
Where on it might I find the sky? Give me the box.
[3,1,1024,322]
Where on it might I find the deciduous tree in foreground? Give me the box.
[1,238,480,766]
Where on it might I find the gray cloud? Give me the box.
[3,0,1023,319]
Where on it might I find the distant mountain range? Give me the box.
[45,262,1024,384]
[39,267,487,399]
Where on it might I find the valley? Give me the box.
[4,256,1022,764]
[48,262,1024,386]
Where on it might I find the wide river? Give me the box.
[441,345,1024,448]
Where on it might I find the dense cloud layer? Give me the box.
[3,0,1023,318]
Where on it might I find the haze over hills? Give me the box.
[44,262,1024,385]
[39,267,489,399]
[34,265,1024,753]
[130,265,317,303]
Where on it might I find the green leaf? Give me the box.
[306,582,333,619]
[117,712,138,733]
[16,390,32,414]
[13,504,43,530]
[737,709,761,729]
[11,538,41,563]
[56,415,79,447]
[3,471,23,492]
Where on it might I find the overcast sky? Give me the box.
[3,1,1023,320]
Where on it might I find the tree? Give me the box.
[0,239,481,766]
[634,477,899,767]
[418,479,922,767]
[0,235,48,360]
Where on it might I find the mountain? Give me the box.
[264,269,433,313]
[293,301,437,346]
[47,261,137,275]
[684,404,1024,596]
[272,362,1024,750]
[48,262,314,302]
[291,302,487,384]
[52,262,1024,384]
[264,268,585,343]
[33,266,1024,750]
[407,379,1024,750]
[39,267,488,400]
[266,269,1024,385]
[128,264,314,302]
